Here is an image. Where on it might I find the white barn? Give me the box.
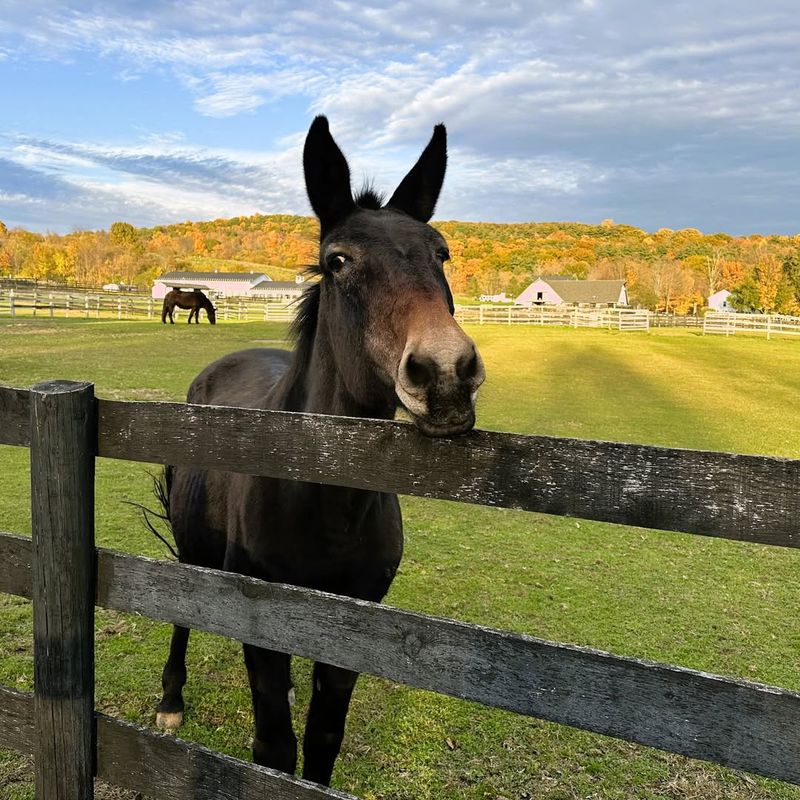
[250,278,306,301]
[708,289,733,312]
[152,271,269,299]
[515,277,628,308]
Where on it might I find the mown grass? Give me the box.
[1,318,800,799]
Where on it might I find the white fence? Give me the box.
[0,289,296,322]
[454,305,650,331]
[703,312,800,339]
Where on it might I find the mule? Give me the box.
[155,116,485,786]
[161,288,217,324]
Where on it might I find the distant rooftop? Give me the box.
[156,271,268,283]
[547,279,625,304]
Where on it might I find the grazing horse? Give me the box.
[161,288,217,324]
[156,116,485,786]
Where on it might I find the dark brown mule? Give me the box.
[155,116,484,786]
[161,288,217,324]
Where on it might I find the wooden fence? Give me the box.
[0,288,296,322]
[2,382,800,798]
[704,311,800,339]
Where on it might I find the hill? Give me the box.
[0,214,798,313]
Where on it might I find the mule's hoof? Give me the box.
[156,711,184,730]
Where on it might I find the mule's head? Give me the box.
[303,116,484,436]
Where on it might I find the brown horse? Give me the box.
[155,116,484,786]
[161,288,216,324]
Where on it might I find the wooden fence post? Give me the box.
[30,380,96,800]
[9,289,14,317]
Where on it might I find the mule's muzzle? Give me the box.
[396,339,485,437]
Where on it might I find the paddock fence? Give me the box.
[454,305,651,330]
[703,311,800,339]
[0,288,297,322]
[2,382,800,798]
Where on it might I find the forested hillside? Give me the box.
[1,215,798,313]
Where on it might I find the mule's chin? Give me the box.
[409,410,476,437]
[395,385,477,437]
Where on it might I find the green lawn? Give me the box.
[1,318,800,799]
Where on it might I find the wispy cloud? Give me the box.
[0,1,798,233]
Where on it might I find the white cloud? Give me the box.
[0,1,798,232]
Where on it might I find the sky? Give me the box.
[0,1,797,236]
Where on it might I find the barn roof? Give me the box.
[545,279,626,304]
[156,271,269,283]
[250,280,303,292]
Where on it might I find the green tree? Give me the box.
[109,221,139,248]
[783,251,800,302]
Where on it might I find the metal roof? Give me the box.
[156,271,268,283]
[251,280,302,291]
[546,279,625,304]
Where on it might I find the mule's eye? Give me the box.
[436,247,450,263]
[326,252,350,272]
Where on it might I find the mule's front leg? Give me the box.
[156,624,190,729]
[242,644,297,774]
[303,662,359,785]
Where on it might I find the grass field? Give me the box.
[2,318,800,799]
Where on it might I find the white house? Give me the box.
[708,289,733,312]
[515,277,628,308]
[152,271,269,299]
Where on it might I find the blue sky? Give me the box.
[0,1,798,235]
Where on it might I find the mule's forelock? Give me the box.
[354,183,385,210]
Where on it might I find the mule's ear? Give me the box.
[303,116,356,234]
[387,124,447,223]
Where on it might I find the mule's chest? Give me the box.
[231,477,403,599]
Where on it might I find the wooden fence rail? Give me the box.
[2,380,800,795]
[2,532,800,786]
[4,389,800,548]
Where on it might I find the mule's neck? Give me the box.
[269,293,398,421]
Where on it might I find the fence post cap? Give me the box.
[30,380,94,395]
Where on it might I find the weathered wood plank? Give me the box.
[96,714,358,800]
[95,548,800,786]
[97,398,800,548]
[3,533,800,785]
[0,687,355,799]
[0,686,37,755]
[0,386,30,446]
[30,380,96,800]
[5,386,799,547]
[0,532,32,597]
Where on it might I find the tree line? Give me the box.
[0,215,798,313]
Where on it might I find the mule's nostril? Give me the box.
[456,349,479,382]
[403,353,436,388]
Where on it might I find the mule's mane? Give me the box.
[355,185,384,210]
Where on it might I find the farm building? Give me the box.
[249,277,306,301]
[152,271,267,299]
[515,276,628,308]
[152,270,307,300]
[708,289,733,311]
